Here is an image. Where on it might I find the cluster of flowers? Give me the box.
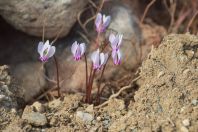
[71,13,123,68]
[37,13,123,68]
[37,13,123,103]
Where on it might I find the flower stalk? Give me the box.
[69,12,124,104]
[53,56,61,97]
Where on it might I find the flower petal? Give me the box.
[80,43,86,55]
[91,49,100,68]
[41,40,50,56]
[95,13,102,29]
[43,40,50,51]
[100,53,105,65]
[112,49,121,65]
[46,46,56,58]
[38,41,44,55]
[109,33,118,49]
[112,50,116,59]
[104,53,109,64]
[71,41,78,56]
[118,34,123,47]
[117,49,122,60]
[103,15,111,28]
[109,33,115,44]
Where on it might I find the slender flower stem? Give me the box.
[87,69,96,103]
[42,19,46,43]
[96,32,100,49]
[96,54,110,103]
[84,53,88,88]
[53,56,61,97]
[86,63,93,103]
[88,63,93,86]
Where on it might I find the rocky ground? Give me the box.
[0,34,197,132]
[0,0,197,132]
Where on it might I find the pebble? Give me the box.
[0,94,6,101]
[158,71,165,78]
[96,116,101,121]
[85,104,94,113]
[103,120,110,128]
[32,101,45,113]
[191,99,197,106]
[180,126,189,132]
[22,112,47,126]
[11,108,17,114]
[182,119,190,127]
[76,111,94,123]
[183,69,190,75]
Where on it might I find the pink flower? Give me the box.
[71,41,86,61]
[38,40,56,62]
[95,13,111,33]
[112,49,122,65]
[91,49,108,70]
[109,33,123,51]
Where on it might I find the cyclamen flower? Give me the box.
[71,41,86,61]
[95,13,111,33]
[38,40,55,62]
[112,49,122,65]
[109,33,123,51]
[91,49,108,70]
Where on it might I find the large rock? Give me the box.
[0,0,88,38]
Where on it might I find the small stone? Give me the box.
[76,111,94,123]
[0,94,6,101]
[22,112,47,126]
[103,120,110,128]
[191,99,197,106]
[185,50,194,59]
[11,108,17,114]
[23,124,32,131]
[158,71,165,78]
[183,69,190,75]
[96,116,101,121]
[85,104,94,113]
[180,126,189,132]
[182,119,190,127]
[32,101,45,113]
[70,114,73,118]
[180,107,185,113]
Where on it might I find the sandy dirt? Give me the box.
[1,33,197,132]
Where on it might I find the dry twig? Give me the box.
[163,0,177,32]
[95,76,141,109]
[140,0,156,25]
[77,0,105,35]
[186,10,198,32]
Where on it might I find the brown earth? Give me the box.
[1,34,198,131]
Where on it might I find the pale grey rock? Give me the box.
[32,101,45,113]
[0,0,88,38]
[76,111,94,123]
[22,112,47,126]
[0,94,6,102]
[182,119,190,127]
[191,99,197,106]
